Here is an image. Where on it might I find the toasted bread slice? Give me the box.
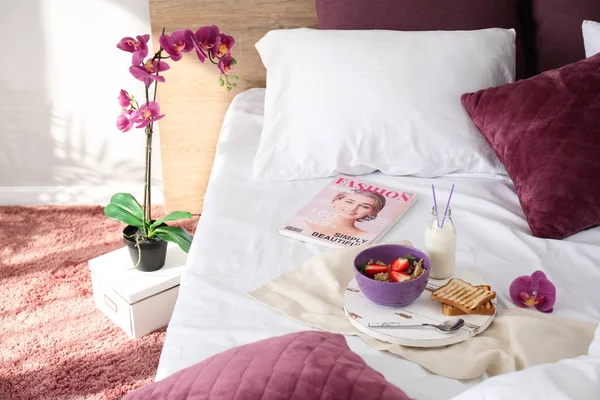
[432,279,496,314]
[442,301,495,316]
[441,284,495,316]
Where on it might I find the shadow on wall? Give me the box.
[0,0,150,205]
[0,82,141,204]
[0,84,54,186]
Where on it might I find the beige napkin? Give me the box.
[249,241,596,380]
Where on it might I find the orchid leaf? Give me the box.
[104,204,144,229]
[108,193,144,220]
[150,211,192,229]
[154,226,193,253]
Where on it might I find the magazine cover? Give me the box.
[279,175,418,248]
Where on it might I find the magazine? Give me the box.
[279,175,418,248]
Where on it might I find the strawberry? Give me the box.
[390,257,410,272]
[390,271,411,283]
[365,264,389,276]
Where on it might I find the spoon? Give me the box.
[368,318,465,333]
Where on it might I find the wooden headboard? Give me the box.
[149,0,317,213]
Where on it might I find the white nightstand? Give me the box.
[88,243,187,338]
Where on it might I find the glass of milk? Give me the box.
[424,204,456,279]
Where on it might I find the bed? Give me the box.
[145,1,600,398]
[155,88,600,400]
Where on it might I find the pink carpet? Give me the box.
[0,205,198,399]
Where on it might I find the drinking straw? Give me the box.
[432,184,440,228]
[440,184,455,228]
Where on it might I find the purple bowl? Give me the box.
[354,244,431,308]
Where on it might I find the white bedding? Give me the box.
[156,89,600,400]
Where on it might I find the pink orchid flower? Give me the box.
[118,89,132,108]
[217,55,236,74]
[129,59,170,86]
[194,25,221,61]
[159,29,195,62]
[134,102,165,129]
[117,34,150,65]
[217,33,235,56]
[509,270,556,313]
[116,110,138,133]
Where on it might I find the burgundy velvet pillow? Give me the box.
[461,53,600,239]
[532,0,600,73]
[316,0,531,78]
[123,331,412,400]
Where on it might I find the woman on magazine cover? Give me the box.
[306,189,387,239]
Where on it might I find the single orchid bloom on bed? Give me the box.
[116,110,138,133]
[510,270,556,313]
[159,29,195,61]
[117,34,150,65]
[129,59,170,86]
[194,25,221,60]
[134,102,165,129]
[217,33,235,56]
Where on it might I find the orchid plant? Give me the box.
[104,26,237,254]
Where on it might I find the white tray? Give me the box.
[344,269,496,348]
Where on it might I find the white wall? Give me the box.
[0,0,164,205]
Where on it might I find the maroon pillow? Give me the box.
[532,0,600,73]
[316,0,531,78]
[123,331,413,400]
[461,53,600,239]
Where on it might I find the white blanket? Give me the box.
[157,89,600,400]
[453,325,600,400]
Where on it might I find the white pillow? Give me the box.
[253,28,516,181]
[583,20,600,57]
